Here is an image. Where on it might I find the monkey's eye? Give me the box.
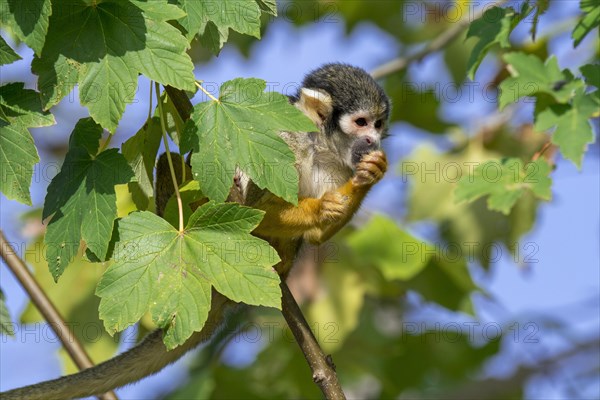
[355,118,367,127]
[375,120,383,128]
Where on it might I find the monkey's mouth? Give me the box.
[352,148,373,166]
[351,151,364,165]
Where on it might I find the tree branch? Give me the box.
[438,336,600,399]
[0,230,118,400]
[280,281,346,399]
[370,0,510,80]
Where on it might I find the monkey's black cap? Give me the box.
[300,63,389,115]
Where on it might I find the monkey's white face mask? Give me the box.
[295,88,388,169]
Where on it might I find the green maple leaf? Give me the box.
[499,53,586,109]
[0,289,13,336]
[347,216,432,281]
[573,0,600,47]
[385,74,453,133]
[172,0,270,53]
[31,0,195,132]
[464,3,534,79]
[181,78,316,204]
[130,0,187,21]
[580,64,600,89]
[465,6,530,80]
[97,203,281,349]
[402,144,546,270]
[347,215,477,312]
[256,0,277,15]
[0,0,51,55]
[498,53,584,110]
[0,35,21,65]
[535,89,598,168]
[122,116,163,210]
[455,158,552,215]
[0,83,55,205]
[43,118,134,280]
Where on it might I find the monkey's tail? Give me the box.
[1,294,230,400]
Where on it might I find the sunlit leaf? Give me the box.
[97,203,281,348]
[0,0,51,55]
[172,0,263,53]
[0,289,14,336]
[498,53,584,109]
[43,118,134,279]
[535,89,597,168]
[32,0,195,132]
[0,35,21,65]
[347,216,431,281]
[581,64,600,89]
[122,117,163,210]
[181,78,316,204]
[402,140,547,269]
[465,4,533,79]
[455,158,552,214]
[573,0,600,47]
[0,83,55,204]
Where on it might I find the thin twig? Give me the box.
[442,336,600,399]
[370,0,510,80]
[280,281,346,400]
[0,230,118,400]
[532,141,553,161]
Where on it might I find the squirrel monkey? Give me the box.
[2,64,389,399]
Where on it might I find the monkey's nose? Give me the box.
[362,135,379,149]
[352,136,379,165]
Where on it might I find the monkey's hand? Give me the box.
[352,150,387,188]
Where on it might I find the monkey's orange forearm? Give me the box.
[253,180,367,241]
[251,195,322,238]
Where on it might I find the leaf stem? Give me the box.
[147,80,153,121]
[0,230,118,400]
[155,82,185,232]
[98,132,113,154]
[195,81,219,102]
[181,150,187,182]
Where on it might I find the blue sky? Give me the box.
[1,2,598,398]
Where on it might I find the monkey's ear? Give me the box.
[295,88,333,127]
